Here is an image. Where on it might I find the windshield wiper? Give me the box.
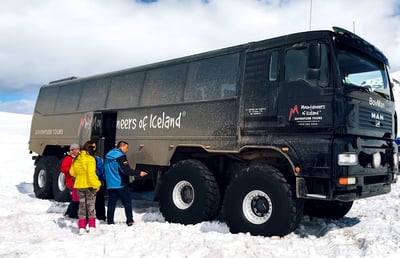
[372,90,390,100]
[344,83,390,100]
[343,83,371,94]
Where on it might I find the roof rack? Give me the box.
[49,76,78,84]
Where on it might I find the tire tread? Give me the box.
[159,159,221,224]
[224,165,302,236]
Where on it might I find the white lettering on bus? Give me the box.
[34,129,64,135]
[369,97,385,109]
[117,112,184,131]
[371,112,384,121]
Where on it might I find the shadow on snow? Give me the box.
[16,181,361,237]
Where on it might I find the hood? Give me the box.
[105,148,124,160]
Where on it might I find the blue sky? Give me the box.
[0,0,399,114]
[0,93,28,102]
[395,1,400,16]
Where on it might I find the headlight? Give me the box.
[338,153,358,166]
[371,152,381,168]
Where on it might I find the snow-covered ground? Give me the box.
[1,111,400,258]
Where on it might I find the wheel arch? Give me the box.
[169,144,300,170]
[164,144,302,199]
[42,145,69,158]
[237,145,300,187]
[34,145,69,165]
[168,145,210,165]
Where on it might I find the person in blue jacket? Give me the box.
[104,141,147,226]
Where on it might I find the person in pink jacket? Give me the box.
[61,143,80,218]
[70,141,101,235]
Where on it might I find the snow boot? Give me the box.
[87,218,96,232]
[78,219,86,235]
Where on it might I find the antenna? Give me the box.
[353,21,356,33]
[309,0,313,30]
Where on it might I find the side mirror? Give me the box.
[307,68,320,80]
[308,43,321,69]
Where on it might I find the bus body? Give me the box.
[29,27,398,236]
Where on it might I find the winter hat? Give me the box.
[70,143,80,150]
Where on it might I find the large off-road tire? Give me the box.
[33,156,58,199]
[304,200,353,219]
[224,165,302,237]
[159,159,221,224]
[52,160,71,202]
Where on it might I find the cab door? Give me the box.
[241,48,280,136]
[277,42,334,132]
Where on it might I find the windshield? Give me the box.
[337,48,390,99]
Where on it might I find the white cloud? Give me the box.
[0,0,399,97]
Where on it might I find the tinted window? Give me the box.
[54,83,81,113]
[141,64,186,106]
[285,47,307,81]
[78,78,110,111]
[269,51,279,81]
[184,53,239,101]
[35,86,58,114]
[284,43,329,86]
[107,72,145,109]
[244,50,268,84]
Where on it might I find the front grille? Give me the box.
[359,106,392,132]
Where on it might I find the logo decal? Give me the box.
[288,104,326,126]
[371,112,384,121]
[288,105,299,121]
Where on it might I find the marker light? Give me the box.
[339,177,356,185]
[338,153,358,166]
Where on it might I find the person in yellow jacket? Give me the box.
[70,140,101,235]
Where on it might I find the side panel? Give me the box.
[29,112,96,155]
[115,99,238,166]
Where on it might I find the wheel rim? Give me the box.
[172,180,194,210]
[38,169,46,188]
[242,190,272,225]
[57,172,66,191]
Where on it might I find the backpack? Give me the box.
[95,156,104,180]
